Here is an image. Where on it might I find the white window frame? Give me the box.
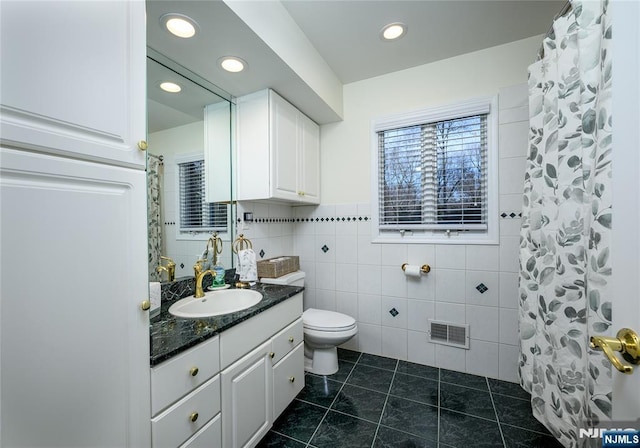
[175,153,230,241]
[371,96,499,245]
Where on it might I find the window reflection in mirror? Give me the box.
[147,56,234,282]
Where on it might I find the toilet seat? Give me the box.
[303,308,356,332]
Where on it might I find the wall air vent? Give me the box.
[428,320,470,349]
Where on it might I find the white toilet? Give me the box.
[260,270,358,375]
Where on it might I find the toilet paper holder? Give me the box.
[401,263,431,274]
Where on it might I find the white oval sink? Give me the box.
[168,289,263,318]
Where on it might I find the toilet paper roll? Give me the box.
[403,264,422,278]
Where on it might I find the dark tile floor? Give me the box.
[258,349,563,448]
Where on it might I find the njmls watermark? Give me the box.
[579,420,640,447]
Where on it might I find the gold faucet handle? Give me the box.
[157,257,176,281]
[160,256,175,266]
[590,328,640,374]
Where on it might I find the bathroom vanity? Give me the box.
[149,284,304,448]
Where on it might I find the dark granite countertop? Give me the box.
[150,283,304,366]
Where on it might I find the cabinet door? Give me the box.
[0,148,150,447]
[299,114,320,203]
[0,0,146,168]
[270,92,300,201]
[221,341,273,448]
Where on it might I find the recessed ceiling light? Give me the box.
[381,22,407,41]
[160,82,181,93]
[161,14,198,39]
[219,56,246,73]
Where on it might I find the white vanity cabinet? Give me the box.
[150,337,221,448]
[220,293,304,448]
[236,89,320,204]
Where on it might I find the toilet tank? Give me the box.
[260,270,305,287]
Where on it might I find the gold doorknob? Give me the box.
[288,336,294,343]
[140,300,151,311]
[590,328,640,374]
[137,140,148,151]
[190,367,199,377]
[289,376,295,383]
[189,412,198,422]
[269,352,275,359]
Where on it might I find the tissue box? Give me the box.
[257,256,300,278]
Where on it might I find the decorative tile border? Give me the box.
[237,215,371,223]
[236,212,519,223]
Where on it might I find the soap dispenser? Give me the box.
[212,261,226,287]
[207,233,226,287]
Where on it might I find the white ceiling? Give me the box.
[281,0,562,84]
[146,0,563,129]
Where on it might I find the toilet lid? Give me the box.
[303,308,356,331]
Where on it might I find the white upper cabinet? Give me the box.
[236,89,320,204]
[0,0,146,168]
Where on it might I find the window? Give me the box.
[177,157,228,235]
[372,97,498,244]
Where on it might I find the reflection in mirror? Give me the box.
[147,56,234,283]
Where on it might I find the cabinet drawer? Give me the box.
[273,344,305,419]
[152,374,221,448]
[219,294,302,369]
[151,336,220,416]
[180,413,221,448]
[271,318,303,364]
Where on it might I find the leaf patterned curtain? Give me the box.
[148,155,164,282]
[518,1,612,446]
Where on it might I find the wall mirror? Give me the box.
[147,50,235,282]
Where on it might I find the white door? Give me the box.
[0,148,151,447]
[0,0,146,168]
[609,0,640,419]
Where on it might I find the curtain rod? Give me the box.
[537,1,573,60]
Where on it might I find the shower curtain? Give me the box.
[518,1,612,446]
[148,155,164,282]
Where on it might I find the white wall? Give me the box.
[302,36,540,382]
[235,36,541,382]
[320,35,541,204]
[149,121,233,278]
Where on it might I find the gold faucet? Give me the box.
[193,260,216,299]
[157,256,176,282]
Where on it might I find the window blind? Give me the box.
[378,114,488,231]
[178,159,227,232]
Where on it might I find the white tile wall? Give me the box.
[434,269,466,304]
[466,340,500,378]
[231,83,530,384]
[358,294,382,325]
[382,327,408,360]
[465,270,499,307]
[381,296,408,328]
[435,344,466,371]
[408,331,436,365]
